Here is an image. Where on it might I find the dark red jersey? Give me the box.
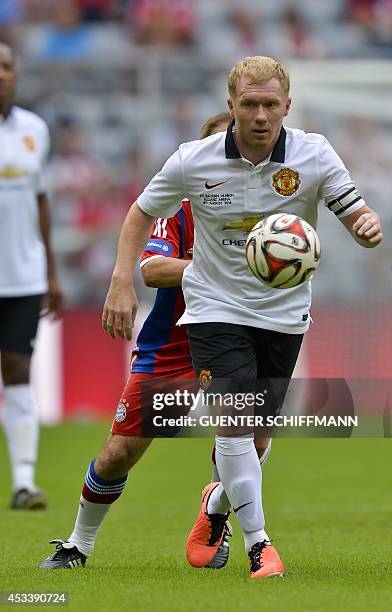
[131,199,194,375]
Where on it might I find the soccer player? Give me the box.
[39,112,249,569]
[0,43,64,509]
[100,56,383,579]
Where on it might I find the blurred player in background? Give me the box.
[100,55,383,579]
[0,43,63,509]
[39,112,267,569]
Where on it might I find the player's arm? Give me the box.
[142,257,191,288]
[142,257,191,289]
[339,204,383,248]
[103,147,185,338]
[37,192,64,318]
[320,139,383,249]
[102,201,156,340]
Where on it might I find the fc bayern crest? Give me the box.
[272,167,301,197]
[115,402,127,422]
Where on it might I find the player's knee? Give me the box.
[1,352,31,385]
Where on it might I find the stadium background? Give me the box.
[0,3,391,610]
[0,1,391,419]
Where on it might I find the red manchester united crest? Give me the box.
[272,167,301,197]
[199,369,212,390]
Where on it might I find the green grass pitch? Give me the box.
[0,423,391,611]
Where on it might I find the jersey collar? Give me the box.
[225,119,286,163]
[0,104,14,124]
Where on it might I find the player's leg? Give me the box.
[243,328,303,579]
[255,328,303,414]
[208,435,271,567]
[39,373,152,569]
[186,323,270,572]
[211,436,271,481]
[0,295,46,510]
[39,434,152,569]
[66,434,152,556]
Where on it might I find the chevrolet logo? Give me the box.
[222,216,263,233]
[0,166,29,179]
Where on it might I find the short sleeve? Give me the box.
[137,149,186,218]
[140,213,182,269]
[319,137,365,219]
[35,122,50,195]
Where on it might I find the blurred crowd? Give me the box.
[1,0,391,305]
[2,0,392,58]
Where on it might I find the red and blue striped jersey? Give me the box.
[131,199,194,374]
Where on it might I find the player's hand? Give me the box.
[42,277,64,320]
[352,212,383,245]
[102,279,137,340]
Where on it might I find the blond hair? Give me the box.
[199,112,231,139]
[228,56,290,98]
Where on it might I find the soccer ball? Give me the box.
[245,213,321,289]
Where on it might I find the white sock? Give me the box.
[3,384,39,491]
[215,435,269,552]
[67,460,128,557]
[68,496,111,557]
[259,439,272,467]
[209,453,232,514]
[208,439,272,515]
[207,483,230,515]
[211,462,220,482]
[244,528,270,552]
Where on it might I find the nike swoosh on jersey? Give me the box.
[204,179,229,190]
[233,501,253,513]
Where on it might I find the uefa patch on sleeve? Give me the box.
[145,239,173,255]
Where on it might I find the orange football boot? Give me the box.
[248,540,285,579]
[186,482,229,568]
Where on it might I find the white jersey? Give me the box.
[0,106,50,297]
[137,124,365,334]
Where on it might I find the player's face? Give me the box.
[228,77,291,160]
[0,46,16,109]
